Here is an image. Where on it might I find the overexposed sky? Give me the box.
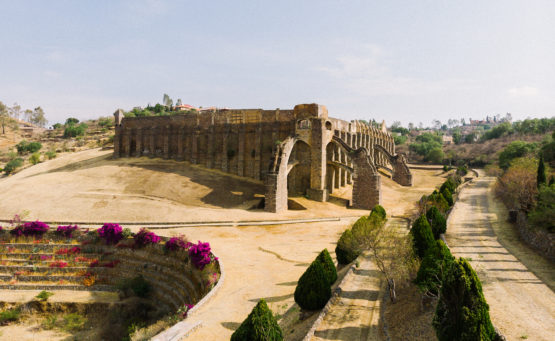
[1,0,554,125]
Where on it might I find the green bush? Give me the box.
[62,313,87,332]
[36,290,54,301]
[370,204,387,221]
[410,215,436,259]
[433,258,496,341]
[4,158,23,174]
[528,184,555,232]
[45,151,57,160]
[230,299,283,341]
[499,141,537,170]
[456,165,468,176]
[441,187,454,207]
[426,147,444,164]
[0,308,20,324]
[315,249,337,286]
[63,123,88,138]
[294,260,331,310]
[29,152,41,165]
[335,229,360,265]
[16,140,42,154]
[415,240,454,295]
[426,206,447,239]
[52,123,63,130]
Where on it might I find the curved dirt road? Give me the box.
[445,174,555,341]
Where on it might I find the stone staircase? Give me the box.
[0,242,115,291]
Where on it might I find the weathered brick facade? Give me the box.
[113,103,412,212]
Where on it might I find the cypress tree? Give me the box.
[537,155,547,188]
[433,258,496,341]
[370,204,387,221]
[410,215,436,258]
[315,249,337,286]
[335,229,360,265]
[231,299,283,341]
[426,206,447,239]
[415,240,454,295]
[294,260,331,310]
[441,187,454,207]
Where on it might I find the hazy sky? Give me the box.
[1,0,554,125]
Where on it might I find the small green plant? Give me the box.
[45,150,57,159]
[335,229,360,265]
[122,227,133,239]
[35,290,54,301]
[42,314,58,330]
[0,308,21,324]
[29,152,41,165]
[62,313,86,332]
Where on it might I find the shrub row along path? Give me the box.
[445,172,555,341]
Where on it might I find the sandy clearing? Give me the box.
[445,175,555,341]
[0,148,445,223]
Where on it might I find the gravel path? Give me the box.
[445,174,555,341]
[311,254,384,341]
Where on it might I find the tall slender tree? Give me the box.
[0,101,8,134]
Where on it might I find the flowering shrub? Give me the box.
[74,256,92,263]
[165,236,190,251]
[56,225,79,238]
[89,259,100,267]
[40,255,53,261]
[133,228,161,248]
[82,274,96,287]
[49,261,68,268]
[188,241,215,270]
[177,304,195,318]
[55,247,81,255]
[98,223,123,245]
[10,221,50,237]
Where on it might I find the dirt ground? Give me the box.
[0,148,444,223]
[445,173,555,341]
[0,148,447,340]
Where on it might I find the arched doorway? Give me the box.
[287,140,311,196]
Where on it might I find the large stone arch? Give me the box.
[264,136,301,212]
[331,135,381,210]
[374,144,412,186]
[288,140,311,196]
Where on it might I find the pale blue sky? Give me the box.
[1,0,554,125]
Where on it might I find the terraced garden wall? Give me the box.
[0,223,221,338]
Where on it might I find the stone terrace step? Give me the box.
[0,265,103,273]
[0,283,116,291]
[0,289,121,304]
[0,274,86,282]
[0,252,103,260]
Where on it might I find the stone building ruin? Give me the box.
[113,103,412,213]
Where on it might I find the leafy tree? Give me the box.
[294,260,331,310]
[464,132,476,144]
[65,117,79,126]
[52,123,63,130]
[0,101,8,134]
[162,94,173,108]
[427,147,444,164]
[495,157,538,212]
[394,135,407,145]
[481,122,512,141]
[426,206,447,239]
[410,215,435,259]
[30,107,48,127]
[315,249,337,286]
[176,98,183,106]
[433,258,496,341]
[528,184,555,232]
[499,141,536,170]
[537,155,547,188]
[231,299,283,341]
[16,141,42,154]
